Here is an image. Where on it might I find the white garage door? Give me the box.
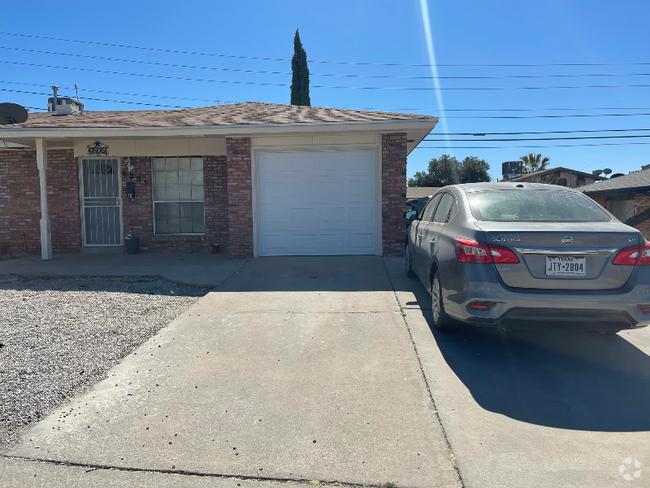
[257,150,378,256]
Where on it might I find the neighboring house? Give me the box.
[0,102,438,259]
[510,166,604,188]
[406,186,440,201]
[581,169,650,238]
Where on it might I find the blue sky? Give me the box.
[1,0,649,181]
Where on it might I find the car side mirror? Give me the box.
[405,210,418,221]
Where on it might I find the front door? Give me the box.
[80,158,122,246]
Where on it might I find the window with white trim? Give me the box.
[153,156,205,234]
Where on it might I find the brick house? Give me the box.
[0,102,437,259]
[581,169,650,238]
[509,166,604,188]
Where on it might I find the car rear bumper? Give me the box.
[443,270,650,331]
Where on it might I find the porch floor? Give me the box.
[0,252,248,287]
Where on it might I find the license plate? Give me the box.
[545,256,586,276]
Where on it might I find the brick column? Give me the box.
[204,155,229,252]
[226,137,253,259]
[47,149,81,254]
[382,133,407,257]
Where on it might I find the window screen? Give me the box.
[153,156,205,234]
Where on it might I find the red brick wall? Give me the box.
[0,148,79,256]
[120,156,229,253]
[204,155,229,251]
[48,149,81,254]
[588,193,650,239]
[226,138,253,259]
[382,133,408,257]
[634,194,650,239]
[0,149,40,256]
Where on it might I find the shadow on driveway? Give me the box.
[403,273,650,432]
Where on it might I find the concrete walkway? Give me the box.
[1,257,460,488]
[0,253,248,287]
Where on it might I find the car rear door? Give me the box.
[417,192,455,285]
[413,193,442,276]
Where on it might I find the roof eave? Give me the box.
[0,117,438,137]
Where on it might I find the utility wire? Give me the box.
[0,80,228,104]
[5,81,649,113]
[4,59,650,91]
[424,134,650,142]
[432,128,650,136]
[2,31,649,68]
[0,88,190,108]
[415,142,650,149]
[6,87,650,120]
[3,46,650,80]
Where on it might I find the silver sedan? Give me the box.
[404,182,650,333]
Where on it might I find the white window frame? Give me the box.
[151,156,206,235]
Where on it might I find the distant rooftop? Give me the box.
[581,169,650,194]
[407,187,440,199]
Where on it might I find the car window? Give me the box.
[421,194,442,222]
[432,193,455,223]
[468,190,610,222]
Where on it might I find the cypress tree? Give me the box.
[290,29,311,106]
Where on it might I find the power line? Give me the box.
[4,81,649,112]
[433,128,650,136]
[4,46,650,81]
[424,134,650,142]
[2,31,649,68]
[0,80,228,104]
[0,87,190,109]
[415,142,650,149]
[5,86,650,120]
[5,59,650,91]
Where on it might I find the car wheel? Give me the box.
[405,243,417,279]
[431,271,454,331]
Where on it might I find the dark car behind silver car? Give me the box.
[404,182,650,333]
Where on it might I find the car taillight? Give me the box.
[488,243,520,264]
[613,242,650,265]
[454,238,519,264]
[454,238,492,263]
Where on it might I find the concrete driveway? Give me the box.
[386,258,650,488]
[1,257,460,488]
[4,255,649,488]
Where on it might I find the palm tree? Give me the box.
[520,153,550,173]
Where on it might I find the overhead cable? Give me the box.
[1,31,649,68]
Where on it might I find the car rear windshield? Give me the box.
[469,190,611,222]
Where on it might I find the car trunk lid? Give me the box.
[476,221,640,290]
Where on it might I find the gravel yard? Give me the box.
[0,276,208,453]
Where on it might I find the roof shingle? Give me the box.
[4,101,436,129]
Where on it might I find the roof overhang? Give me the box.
[0,118,438,156]
[582,186,650,197]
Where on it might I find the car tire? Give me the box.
[405,243,417,279]
[431,270,454,331]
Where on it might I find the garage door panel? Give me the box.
[291,208,318,224]
[348,206,375,224]
[321,207,345,224]
[350,233,375,251]
[261,207,288,224]
[258,150,378,256]
[293,234,318,251]
[321,234,345,250]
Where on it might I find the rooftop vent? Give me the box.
[47,85,84,115]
